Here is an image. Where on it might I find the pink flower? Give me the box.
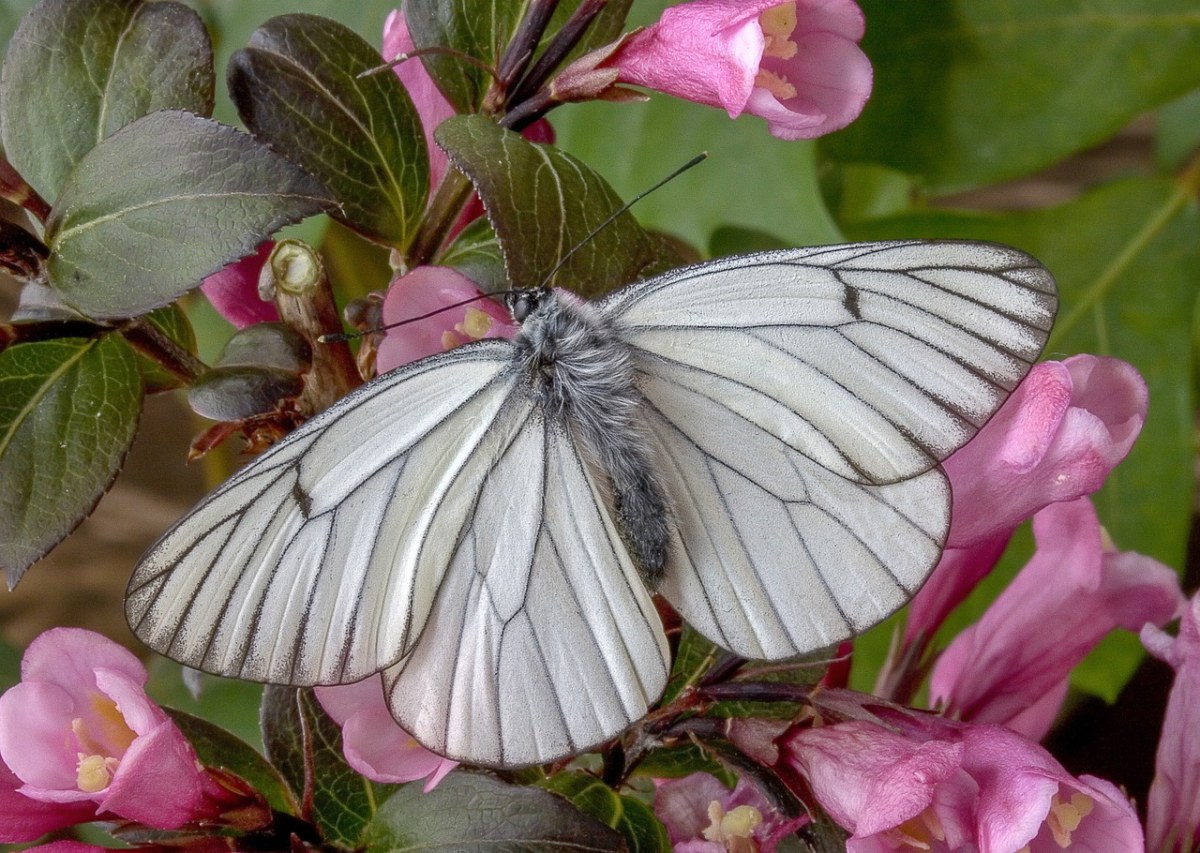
[944,356,1146,549]
[783,715,1143,851]
[1143,592,1200,852]
[382,10,553,229]
[653,772,807,852]
[0,629,220,835]
[929,498,1183,740]
[314,676,457,791]
[199,242,278,328]
[607,0,872,140]
[376,266,516,372]
[905,356,1148,642]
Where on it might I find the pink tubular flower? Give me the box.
[0,629,219,835]
[199,242,278,328]
[376,266,516,372]
[904,355,1148,643]
[943,355,1147,549]
[783,716,1143,851]
[314,677,457,791]
[653,772,807,852]
[1143,592,1200,852]
[607,0,872,140]
[929,497,1183,741]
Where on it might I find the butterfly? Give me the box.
[126,240,1057,767]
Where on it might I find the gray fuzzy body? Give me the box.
[508,289,671,586]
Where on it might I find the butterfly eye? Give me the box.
[507,291,539,322]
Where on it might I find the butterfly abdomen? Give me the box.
[513,291,672,587]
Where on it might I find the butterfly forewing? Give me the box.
[606,240,1057,485]
[126,343,520,684]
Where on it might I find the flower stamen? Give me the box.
[1046,791,1095,847]
[760,3,799,59]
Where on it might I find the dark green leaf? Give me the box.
[439,216,508,292]
[707,225,790,258]
[436,114,662,297]
[541,773,670,853]
[187,365,304,422]
[630,743,733,785]
[261,686,397,847]
[163,706,298,816]
[0,334,141,585]
[215,323,311,372]
[1,0,214,201]
[404,0,633,114]
[825,0,1200,192]
[365,770,625,852]
[403,0,524,113]
[846,177,1198,700]
[44,110,332,320]
[229,14,429,248]
[137,304,197,394]
[1156,87,1200,170]
[662,625,719,705]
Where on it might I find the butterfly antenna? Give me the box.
[537,152,708,289]
[316,290,521,344]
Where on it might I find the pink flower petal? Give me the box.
[200,243,278,329]
[377,266,515,372]
[1144,593,1200,851]
[382,10,457,190]
[945,356,1147,548]
[609,0,871,139]
[315,678,458,791]
[98,720,205,829]
[0,763,95,843]
[930,498,1182,738]
[902,532,1010,645]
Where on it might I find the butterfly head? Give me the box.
[505,287,553,324]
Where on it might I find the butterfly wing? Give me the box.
[382,413,669,767]
[604,240,1057,659]
[127,338,668,767]
[127,341,525,684]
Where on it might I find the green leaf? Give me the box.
[436,114,663,297]
[439,216,508,292]
[662,625,720,705]
[824,0,1200,192]
[365,771,626,852]
[137,304,197,394]
[1156,87,1200,170]
[0,0,214,201]
[145,658,265,752]
[630,743,733,785]
[261,686,397,847]
[707,225,791,258]
[846,177,1198,700]
[0,334,141,585]
[228,14,429,248]
[44,110,332,320]
[163,706,298,816]
[404,0,522,112]
[404,0,633,114]
[551,97,841,252]
[541,773,670,853]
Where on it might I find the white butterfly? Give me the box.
[126,241,1056,767]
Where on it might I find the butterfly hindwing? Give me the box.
[382,412,669,766]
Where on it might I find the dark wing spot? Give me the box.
[843,284,862,320]
[292,480,312,519]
